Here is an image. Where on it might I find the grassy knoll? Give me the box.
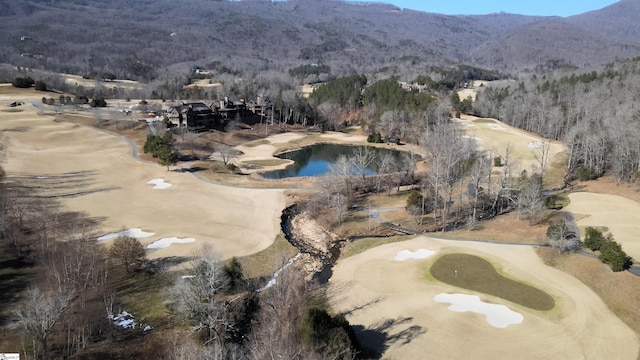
[112,266,172,327]
[537,247,640,337]
[237,232,298,280]
[341,235,413,258]
[430,253,555,311]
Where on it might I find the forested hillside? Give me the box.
[474,57,640,182]
[2,0,640,81]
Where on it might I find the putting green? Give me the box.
[430,253,555,311]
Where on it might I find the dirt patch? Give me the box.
[442,213,548,244]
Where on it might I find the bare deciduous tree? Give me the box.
[532,139,552,183]
[15,287,74,360]
[351,147,374,190]
[217,144,238,166]
[329,155,354,199]
[170,246,230,346]
[517,176,545,225]
[248,267,307,360]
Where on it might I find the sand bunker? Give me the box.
[146,237,195,249]
[146,178,171,189]
[394,249,437,261]
[329,237,638,359]
[487,124,506,131]
[98,228,155,241]
[0,93,285,260]
[433,293,523,328]
[528,141,543,148]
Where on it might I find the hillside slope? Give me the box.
[1,0,639,78]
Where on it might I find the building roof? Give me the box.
[170,102,212,114]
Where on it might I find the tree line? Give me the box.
[0,137,361,358]
[474,57,640,183]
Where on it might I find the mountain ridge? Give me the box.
[0,0,638,79]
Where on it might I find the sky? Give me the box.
[354,0,620,17]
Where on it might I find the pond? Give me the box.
[261,143,409,179]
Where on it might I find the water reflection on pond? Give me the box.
[261,143,409,179]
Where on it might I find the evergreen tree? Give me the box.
[599,238,632,272]
[583,227,606,251]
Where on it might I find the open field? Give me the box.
[4,83,640,359]
[0,85,285,261]
[565,192,640,262]
[453,113,566,185]
[329,236,638,359]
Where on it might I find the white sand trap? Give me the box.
[146,237,195,249]
[394,249,437,261]
[434,293,524,328]
[528,141,543,148]
[459,122,475,127]
[463,135,481,141]
[98,228,155,241]
[488,124,506,131]
[147,178,171,189]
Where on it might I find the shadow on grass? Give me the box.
[353,317,426,359]
[0,256,33,326]
[148,256,194,271]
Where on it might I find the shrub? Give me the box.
[223,257,245,292]
[406,190,438,216]
[226,163,238,172]
[74,95,89,104]
[89,98,107,107]
[574,165,599,181]
[599,239,632,272]
[301,307,357,359]
[34,80,47,91]
[11,77,34,88]
[544,194,558,209]
[367,131,382,143]
[406,191,425,216]
[493,156,503,167]
[583,227,606,251]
